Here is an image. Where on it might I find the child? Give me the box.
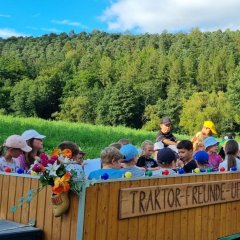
[193,150,209,169]
[153,148,177,175]
[88,146,123,180]
[156,117,178,147]
[16,129,46,171]
[204,137,222,171]
[0,135,31,172]
[136,140,159,170]
[153,141,164,160]
[58,141,84,177]
[192,120,217,152]
[177,140,197,173]
[219,140,240,171]
[120,144,145,177]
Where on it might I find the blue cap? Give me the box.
[204,137,218,148]
[120,144,139,161]
[194,150,209,164]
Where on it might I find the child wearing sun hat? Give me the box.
[204,136,222,171]
[192,120,217,152]
[0,135,32,172]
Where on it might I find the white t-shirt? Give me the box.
[219,157,240,171]
[0,156,16,172]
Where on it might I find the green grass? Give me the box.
[0,115,189,158]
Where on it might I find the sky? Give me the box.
[1,0,240,38]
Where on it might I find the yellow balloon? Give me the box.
[194,168,200,173]
[124,171,132,178]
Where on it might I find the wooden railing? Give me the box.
[0,173,79,240]
[1,172,240,240]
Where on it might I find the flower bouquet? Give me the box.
[12,149,85,217]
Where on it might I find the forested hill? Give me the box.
[1,29,240,135]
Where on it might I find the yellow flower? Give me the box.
[52,172,71,195]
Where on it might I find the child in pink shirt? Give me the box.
[204,137,222,171]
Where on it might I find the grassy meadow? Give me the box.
[0,115,189,158]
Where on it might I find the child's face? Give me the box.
[143,145,154,158]
[10,148,23,158]
[32,139,43,151]
[202,127,211,136]
[178,148,193,163]
[207,144,218,153]
[160,123,172,134]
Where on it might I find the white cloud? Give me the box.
[101,0,240,33]
[0,28,27,38]
[51,19,88,29]
[0,14,11,18]
[40,27,61,33]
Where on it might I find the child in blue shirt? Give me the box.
[88,147,123,180]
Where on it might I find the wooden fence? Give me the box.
[1,172,240,240]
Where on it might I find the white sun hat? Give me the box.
[21,129,46,141]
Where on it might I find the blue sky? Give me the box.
[1,0,240,38]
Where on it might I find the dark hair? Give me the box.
[177,140,193,151]
[118,138,131,145]
[58,141,80,156]
[24,138,42,168]
[225,140,239,171]
[109,142,122,150]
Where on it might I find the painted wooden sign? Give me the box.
[119,180,240,219]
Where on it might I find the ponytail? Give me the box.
[227,154,237,171]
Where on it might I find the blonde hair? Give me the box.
[141,140,154,150]
[101,147,124,164]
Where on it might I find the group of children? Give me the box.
[0,117,240,180]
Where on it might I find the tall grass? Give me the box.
[0,115,189,158]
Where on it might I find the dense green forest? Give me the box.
[1,29,240,135]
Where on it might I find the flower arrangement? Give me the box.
[11,148,85,217]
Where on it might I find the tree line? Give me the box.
[1,29,240,135]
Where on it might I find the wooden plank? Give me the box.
[36,183,47,230]
[232,173,240,234]
[43,186,53,240]
[0,175,3,209]
[28,179,39,226]
[155,177,167,240]
[117,180,130,240]
[164,177,175,240]
[94,183,110,240]
[172,176,182,240]
[20,177,31,224]
[0,175,10,219]
[7,176,17,221]
[180,176,189,240]
[13,176,24,223]
[83,185,98,240]
[106,181,120,240]
[194,175,203,240]
[127,180,140,240]
[69,193,79,240]
[225,173,233,236]
[187,176,195,240]
[147,178,159,240]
